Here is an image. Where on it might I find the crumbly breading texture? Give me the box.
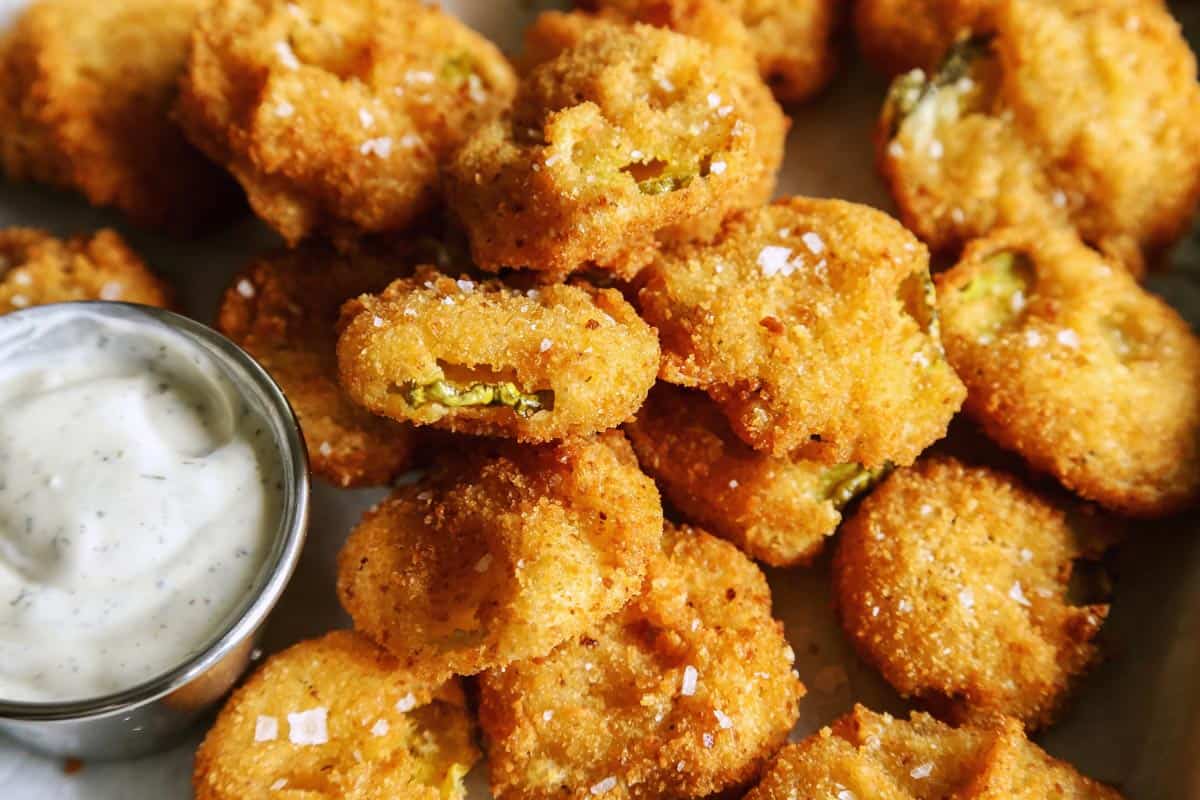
[177,0,516,245]
[937,226,1200,518]
[745,705,1123,799]
[833,457,1110,729]
[479,523,802,800]
[0,227,172,311]
[444,12,787,280]
[877,0,1200,273]
[194,631,479,800]
[337,432,663,681]
[579,0,839,103]
[855,0,994,76]
[0,0,239,232]
[216,243,429,488]
[637,196,965,464]
[336,267,660,442]
[625,383,886,566]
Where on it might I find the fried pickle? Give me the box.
[337,266,660,442]
[833,457,1110,729]
[337,432,663,681]
[578,0,839,103]
[0,0,239,232]
[444,12,787,280]
[0,227,172,311]
[637,196,965,464]
[876,0,1200,273]
[176,0,516,245]
[193,630,479,800]
[216,242,430,488]
[745,705,1123,799]
[854,0,993,76]
[479,522,802,800]
[625,383,887,566]
[937,225,1200,517]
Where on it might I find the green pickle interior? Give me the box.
[403,379,554,418]
[817,463,892,511]
[882,34,995,138]
[957,250,1035,335]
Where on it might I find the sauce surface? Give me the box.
[0,309,283,703]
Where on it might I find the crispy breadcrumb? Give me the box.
[877,0,1200,273]
[479,523,802,800]
[177,0,516,245]
[637,196,965,464]
[854,0,993,76]
[0,227,171,311]
[216,242,430,488]
[445,12,787,280]
[193,631,479,800]
[336,267,660,442]
[833,458,1111,729]
[937,226,1200,517]
[0,0,239,232]
[337,432,663,681]
[625,383,887,566]
[745,705,1123,799]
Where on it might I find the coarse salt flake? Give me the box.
[1056,329,1080,348]
[255,715,279,742]
[396,693,417,712]
[360,137,393,158]
[757,245,794,277]
[911,762,933,779]
[542,710,554,722]
[801,232,825,255]
[358,108,375,128]
[709,160,727,175]
[372,315,385,328]
[837,790,857,800]
[539,338,553,353]
[1020,548,1034,562]
[456,279,475,293]
[707,92,721,108]
[1009,581,1031,607]
[714,709,733,729]
[275,41,300,70]
[371,719,389,737]
[274,101,295,118]
[681,665,698,696]
[728,479,739,489]
[1025,329,1044,347]
[270,779,288,791]
[703,732,714,748]
[590,777,618,794]
[287,707,328,745]
[319,441,332,456]
[236,279,256,298]
[898,598,913,613]
[959,588,974,609]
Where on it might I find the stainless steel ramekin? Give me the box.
[0,302,309,760]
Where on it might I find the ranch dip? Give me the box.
[0,307,283,703]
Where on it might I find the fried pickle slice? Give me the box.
[833,457,1111,729]
[877,0,1200,273]
[625,383,887,566]
[336,266,660,442]
[444,12,787,281]
[479,522,802,799]
[745,705,1123,799]
[0,227,172,311]
[854,0,995,76]
[177,0,516,245]
[578,0,839,103]
[637,196,965,464]
[0,0,240,233]
[193,630,479,800]
[937,225,1200,517]
[337,432,663,680]
[217,242,431,488]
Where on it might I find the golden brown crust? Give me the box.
[337,432,663,681]
[0,227,172,311]
[193,631,479,800]
[854,0,993,76]
[745,705,1123,799]
[937,225,1200,517]
[177,0,516,245]
[336,266,660,442]
[832,457,1110,729]
[0,0,240,233]
[479,523,803,800]
[625,383,886,566]
[216,242,427,488]
[444,12,787,281]
[637,196,965,464]
[876,0,1200,273]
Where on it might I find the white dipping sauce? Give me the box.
[0,309,283,702]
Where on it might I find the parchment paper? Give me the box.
[1,1,1199,797]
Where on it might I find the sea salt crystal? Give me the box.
[801,232,825,255]
[318,442,332,457]
[270,779,288,791]
[590,777,617,794]
[911,762,933,780]
[371,719,389,737]
[396,693,417,712]
[360,137,393,158]
[543,710,554,722]
[358,108,375,128]
[959,589,974,609]
[1024,329,1044,347]
[274,101,295,118]
[1056,329,1080,349]
[681,665,698,696]
[255,715,278,742]
[707,92,721,108]
[1009,581,1031,607]
[757,245,794,277]
[714,709,733,729]
[709,160,727,175]
[275,41,300,70]
[539,338,553,352]
[236,279,256,298]
[287,708,328,745]
[703,732,715,748]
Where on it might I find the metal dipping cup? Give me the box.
[0,302,309,760]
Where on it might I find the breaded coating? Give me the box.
[177,0,516,245]
[579,0,839,103]
[937,226,1200,517]
[745,705,1123,799]
[877,0,1200,273]
[833,457,1110,729]
[337,432,663,681]
[479,523,803,800]
[625,383,887,566]
[0,227,172,311]
[854,0,993,76]
[637,197,965,464]
[444,12,787,280]
[337,267,660,442]
[194,630,479,800]
[216,242,427,488]
[0,0,239,232]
